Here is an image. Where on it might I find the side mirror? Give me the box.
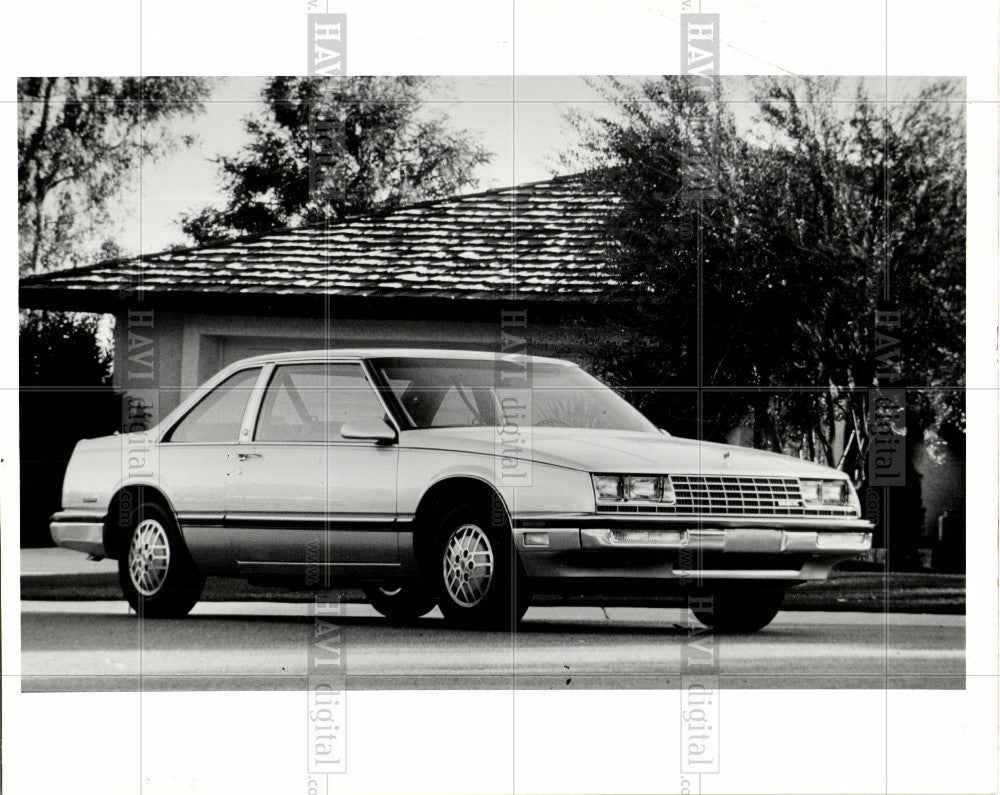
[340,419,398,444]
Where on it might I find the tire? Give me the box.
[117,501,205,618]
[430,500,529,630]
[365,582,437,623]
[691,588,785,633]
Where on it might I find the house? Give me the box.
[20,173,619,422]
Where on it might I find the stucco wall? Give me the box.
[112,308,186,428]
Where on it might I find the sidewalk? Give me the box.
[19,547,120,598]
[20,547,118,577]
[21,547,118,578]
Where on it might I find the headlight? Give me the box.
[800,479,849,506]
[592,474,676,504]
[625,476,659,501]
[593,475,623,501]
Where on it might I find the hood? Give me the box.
[397,427,846,479]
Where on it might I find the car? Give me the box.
[50,348,873,631]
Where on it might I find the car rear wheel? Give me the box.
[691,588,785,633]
[431,501,529,629]
[364,582,437,623]
[118,501,205,618]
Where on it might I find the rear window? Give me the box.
[167,368,261,443]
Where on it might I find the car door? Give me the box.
[226,359,402,580]
[156,365,264,574]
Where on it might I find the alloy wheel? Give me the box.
[441,523,494,607]
[128,519,171,596]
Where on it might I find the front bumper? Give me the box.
[50,511,107,557]
[580,527,871,553]
[513,515,873,582]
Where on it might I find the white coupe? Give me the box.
[51,349,873,631]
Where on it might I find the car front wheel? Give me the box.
[691,588,785,633]
[118,501,205,618]
[431,501,529,630]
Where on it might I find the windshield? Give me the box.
[371,357,658,433]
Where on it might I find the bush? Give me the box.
[19,311,120,547]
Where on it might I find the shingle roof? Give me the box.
[20,173,619,310]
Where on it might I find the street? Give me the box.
[20,601,964,691]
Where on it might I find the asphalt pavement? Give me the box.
[20,600,965,692]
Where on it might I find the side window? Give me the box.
[167,367,261,443]
[255,363,387,442]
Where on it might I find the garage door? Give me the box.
[197,335,327,384]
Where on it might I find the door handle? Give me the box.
[237,452,262,461]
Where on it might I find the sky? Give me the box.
[124,76,603,255]
[118,75,959,257]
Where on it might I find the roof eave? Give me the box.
[18,285,622,323]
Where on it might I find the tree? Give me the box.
[754,77,965,435]
[568,76,804,443]
[18,77,210,545]
[18,76,212,274]
[182,77,492,242]
[569,76,965,564]
[754,78,965,564]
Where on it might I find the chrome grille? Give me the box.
[596,475,856,517]
[673,475,801,513]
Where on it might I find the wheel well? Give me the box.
[411,478,510,568]
[104,485,174,559]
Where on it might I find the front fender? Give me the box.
[397,447,594,519]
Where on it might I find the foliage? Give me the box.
[754,77,966,451]
[19,310,112,387]
[17,77,211,275]
[570,76,965,564]
[182,77,492,242]
[18,77,210,543]
[19,311,119,547]
[570,76,965,463]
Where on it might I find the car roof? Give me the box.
[231,348,577,367]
